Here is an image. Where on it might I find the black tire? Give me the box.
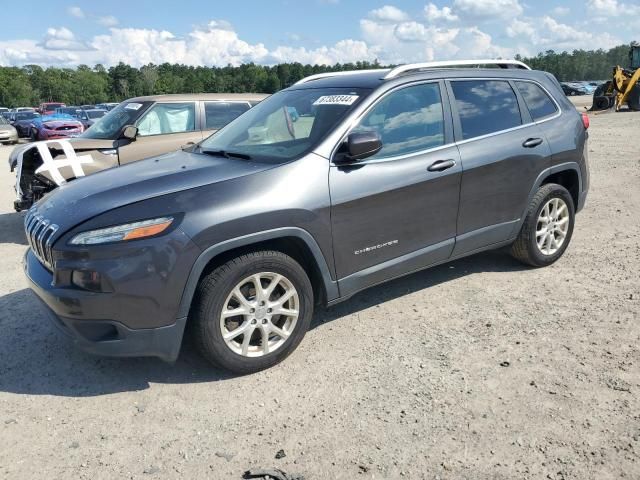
[510,183,575,267]
[594,96,611,110]
[190,250,314,374]
[30,128,37,142]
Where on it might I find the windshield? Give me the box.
[87,110,106,119]
[0,116,7,125]
[199,87,370,162]
[80,101,152,139]
[16,112,38,121]
[47,103,64,109]
[59,107,79,115]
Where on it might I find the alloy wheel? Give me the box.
[219,272,299,357]
[536,197,570,255]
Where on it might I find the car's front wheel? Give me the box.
[511,183,575,267]
[191,250,314,373]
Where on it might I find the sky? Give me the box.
[0,0,638,67]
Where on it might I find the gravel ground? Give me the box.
[0,101,638,480]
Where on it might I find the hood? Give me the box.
[9,137,116,169]
[0,124,16,133]
[33,149,275,233]
[40,120,82,128]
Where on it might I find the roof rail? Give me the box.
[383,59,531,79]
[294,69,389,85]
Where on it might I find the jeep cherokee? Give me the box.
[23,60,590,373]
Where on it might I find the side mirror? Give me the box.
[121,125,138,140]
[336,131,383,164]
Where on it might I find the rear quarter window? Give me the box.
[204,102,250,130]
[450,80,522,140]
[515,81,558,121]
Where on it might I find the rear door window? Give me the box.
[204,102,250,130]
[450,80,522,140]
[137,102,196,136]
[351,82,445,159]
[515,81,558,121]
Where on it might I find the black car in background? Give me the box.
[561,82,589,96]
[10,111,40,137]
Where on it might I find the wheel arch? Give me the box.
[177,227,339,319]
[511,162,583,237]
[540,168,580,209]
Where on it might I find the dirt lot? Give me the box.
[0,102,638,480]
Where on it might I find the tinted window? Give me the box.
[352,83,444,159]
[204,102,250,130]
[137,102,196,136]
[451,80,521,140]
[515,81,558,121]
[87,110,106,119]
[16,112,38,121]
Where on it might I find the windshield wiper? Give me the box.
[199,148,252,160]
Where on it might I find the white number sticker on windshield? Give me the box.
[125,103,143,111]
[313,95,359,106]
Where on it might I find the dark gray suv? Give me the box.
[24,60,590,373]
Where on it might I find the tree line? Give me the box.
[0,44,634,107]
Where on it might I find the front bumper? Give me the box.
[40,130,82,140]
[0,131,18,142]
[23,235,195,361]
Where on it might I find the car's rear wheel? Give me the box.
[511,183,575,267]
[191,251,313,373]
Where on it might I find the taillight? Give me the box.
[581,112,590,130]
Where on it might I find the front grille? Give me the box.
[56,126,79,131]
[24,209,59,270]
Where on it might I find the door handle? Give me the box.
[522,137,543,148]
[427,159,456,172]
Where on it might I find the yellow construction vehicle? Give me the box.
[592,44,640,111]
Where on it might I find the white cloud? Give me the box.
[41,27,91,51]
[270,39,375,65]
[453,0,523,20]
[424,3,459,22]
[586,0,640,16]
[506,19,535,40]
[551,6,570,16]
[98,16,119,27]
[505,15,622,54]
[0,4,633,69]
[368,5,409,23]
[67,6,84,18]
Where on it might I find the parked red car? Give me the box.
[38,102,66,115]
[30,114,83,141]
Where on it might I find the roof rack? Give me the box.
[293,69,389,85]
[293,59,531,86]
[383,59,531,79]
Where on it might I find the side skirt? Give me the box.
[328,236,515,307]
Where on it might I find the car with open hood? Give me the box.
[9,93,267,211]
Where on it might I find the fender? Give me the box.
[176,227,340,318]
[510,161,583,237]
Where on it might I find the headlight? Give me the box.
[69,217,174,245]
